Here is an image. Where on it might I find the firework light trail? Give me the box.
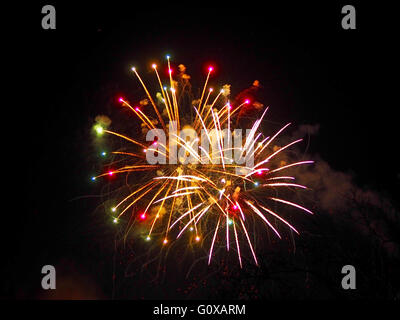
[91,55,314,267]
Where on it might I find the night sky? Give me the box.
[5,1,399,301]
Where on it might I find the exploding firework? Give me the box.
[91,55,314,268]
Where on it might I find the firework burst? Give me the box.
[91,55,314,268]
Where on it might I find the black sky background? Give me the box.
[5,1,399,300]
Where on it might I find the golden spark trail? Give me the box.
[233,221,242,268]
[208,217,221,265]
[245,200,282,239]
[269,197,314,215]
[104,130,147,149]
[120,99,154,130]
[132,67,167,131]
[153,64,174,123]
